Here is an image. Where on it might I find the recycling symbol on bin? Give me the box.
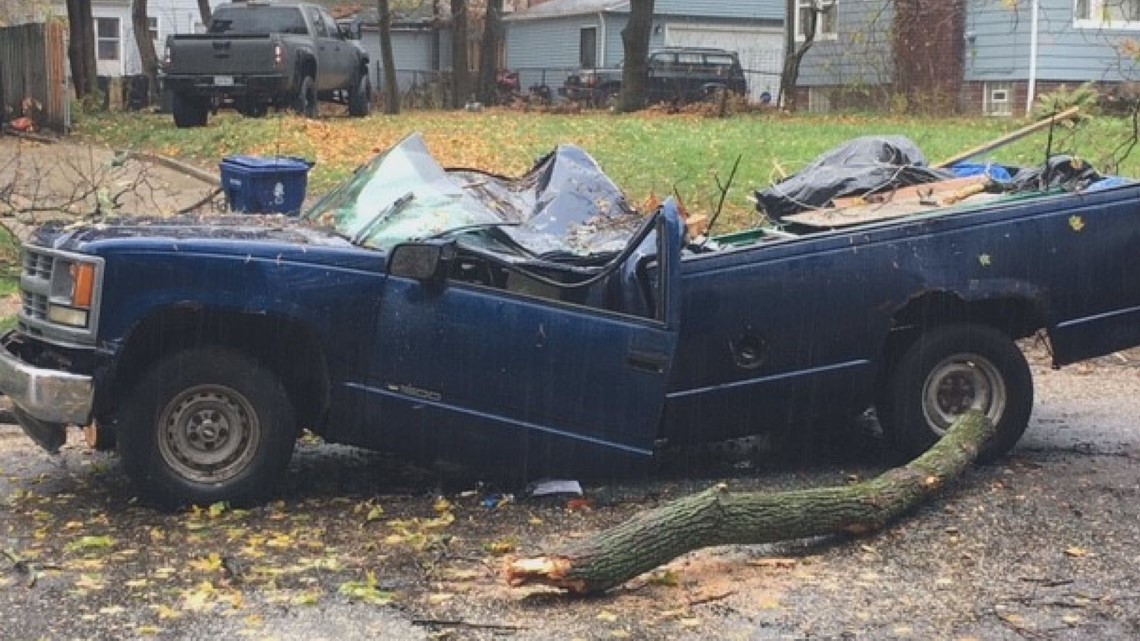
[273,181,285,205]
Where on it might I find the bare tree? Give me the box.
[131,0,160,104]
[66,0,98,99]
[617,0,654,112]
[779,0,819,111]
[476,0,503,105]
[378,0,400,114]
[196,0,212,27]
[450,0,470,108]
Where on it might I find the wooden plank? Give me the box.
[784,192,1006,229]
[933,106,1081,168]
[830,175,989,209]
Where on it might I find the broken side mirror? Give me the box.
[388,240,456,288]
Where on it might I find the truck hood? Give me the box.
[31,214,352,254]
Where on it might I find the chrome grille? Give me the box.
[23,251,52,279]
[20,248,53,322]
[22,291,48,321]
[15,246,102,347]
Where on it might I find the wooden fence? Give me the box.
[0,21,69,132]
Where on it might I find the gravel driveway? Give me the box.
[1,342,1138,640]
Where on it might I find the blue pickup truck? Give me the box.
[2,134,1139,508]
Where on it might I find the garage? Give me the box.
[665,24,784,103]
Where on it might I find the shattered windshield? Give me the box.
[304,133,644,257]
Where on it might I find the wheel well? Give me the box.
[102,307,329,431]
[297,55,316,81]
[877,291,1045,387]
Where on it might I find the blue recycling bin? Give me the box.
[220,156,313,215]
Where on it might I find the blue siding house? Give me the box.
[350,4,454,97]
[796,0,1140,116]
[503,0,786,102]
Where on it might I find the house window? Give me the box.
[796,0,837,41]
[96,17,120,61]
[579,27,597,68]
[148,16,159,41]
[1075,0,1140,27]
[984,82,1012,116]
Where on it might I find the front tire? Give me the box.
[118,348,297,509]
[879,324,1033,462]
[294,75,317,118]
[237,99,268,118]
[348,74,372,117]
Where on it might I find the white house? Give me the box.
[47,0,229,77]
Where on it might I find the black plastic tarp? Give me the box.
[754,135,954,220]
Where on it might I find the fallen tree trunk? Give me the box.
[505,411,993,595]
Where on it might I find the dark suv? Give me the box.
[561,47,748,106]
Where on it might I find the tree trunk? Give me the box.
[377,0,400,114]
[778,0,818,111]
[66,0,98,99]
[505,411,993,595]
[476,0,503,105]
[450,0,469,108]
[131,0,160,105]
[617,0,654,113]
[196,0,212,27]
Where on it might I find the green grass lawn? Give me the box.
[75,108,1139,230]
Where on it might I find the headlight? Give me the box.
[48,259,97,328]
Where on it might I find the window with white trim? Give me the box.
[148,16,159,41]
[96,17,120,61]
[984,82,1012,117]
[796,0,837,41]
[1075,0,1140,27]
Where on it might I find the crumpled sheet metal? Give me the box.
[455,143,644,257]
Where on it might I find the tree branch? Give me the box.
[505,411,993,595]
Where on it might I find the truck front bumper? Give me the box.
[0,332,93,452]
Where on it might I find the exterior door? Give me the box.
[369,208,684,471]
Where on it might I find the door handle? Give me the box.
[627,349,668,374]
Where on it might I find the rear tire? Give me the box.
[879,324,1033,462]
[348,74,372,117]
[118,348,297,509]
[172,92,208,128]
[294,75,317,118]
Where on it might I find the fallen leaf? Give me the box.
[1065,547,1088,558]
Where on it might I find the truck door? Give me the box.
[369,205,684,472]
[306,6,344,89]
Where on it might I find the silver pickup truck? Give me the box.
[161,0,371,127]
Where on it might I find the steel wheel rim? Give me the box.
[157,384,260,484]
[921,352,1007,437]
